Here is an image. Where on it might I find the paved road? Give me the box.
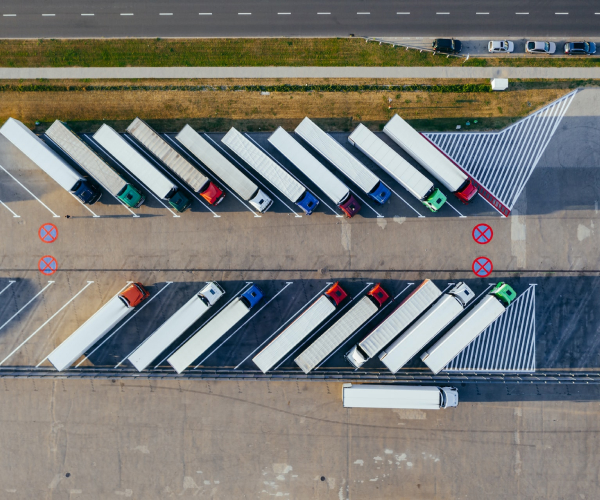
[0,0,599,38]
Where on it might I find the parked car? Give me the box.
[525,41,556,54]
[488,40,514,53]
[432,39,462,54]
[564,41,597,55]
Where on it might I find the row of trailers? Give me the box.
[43,279,517,376]
[0,115,478,218]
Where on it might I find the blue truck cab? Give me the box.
[368,181,392,204]
[295,191,320,215]
[240,285,264,309]
[73,179,102,204]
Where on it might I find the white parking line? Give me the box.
[123,134,220,218]
[245,134,341,217]
[42,14,56,17]
[278,13,291,15]
[81,14,94,16]
[238,13,251,15]
[396,12,410,15]
[317,12,331,15]
[204,134,301,217]
[0,281,16,298]
[120,13,134,16]
[357,12,370,15]
[199,13,212,16]
[86,136,180,217]
[476,12,489,15]
[0,281,54,335]
[164,134,260,217]
[555,12,569,15]
[0,163,60,217]
[0,199,20,218]
[445,200,466,217]
[69,193,100,217]
[3,14,17,17]
[194,282,294,368]
[515,12,529,15]
[388,186,424,217]
[0,281,94,367]
[151,282,254,369]
[234,282,333,369]
[436,12,450,15]
[159,13,173,16]
[274,282,372,370]
[75,281,173,368]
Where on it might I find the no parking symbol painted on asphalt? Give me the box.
[38,256,58,276]
[472,223,493,245]
[472,257,493,278]
[38,223,58,243]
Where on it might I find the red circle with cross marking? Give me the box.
[472,223,493,245]
[472,256,493,278]
[38,223,58,243]
[38,255,58,275]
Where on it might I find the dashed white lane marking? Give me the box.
[120,13,134,16]
[0,199,20,218]
[198,13,212,15]
[396,12,410,15]
[436,12,450,15]
[555,12,569,15]
[3,14,17,17]
[515,12,529,15]
[2,281,95,367]
[0,163,60,217]
[159,13,173,16]
[81,13,94,16]
[357,12,370,15]
[317,12,331,15]
[42,14,56,17]
[476,12,489,15]
[238,12,252,15]
[278,12,291,15]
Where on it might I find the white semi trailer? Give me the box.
[47,283,150,371]
[294,117,392,204]
[167,285,263,374]
[127,282,225,372]
[379,283,474,373]
[342,384,459,410]
[221,128,319,214]
[127,118,225,206]
[421,283,517,374]
[383,114,477,203]
[348,123,447,212]
[253,283,348,373]
[175,125,273,213]
[294,284,389,374]
[346,280,442,368]
[46,120,145,209]
[268,127,361,218]
[0,117,101,204]
[93,124,191,212]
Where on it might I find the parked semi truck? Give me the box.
[168,285,263,374]
[47,283,150,371]
[421,283,517,374]
[127,282,225,372]
[175,125,273,213]
[93,124,191,212]
[295,117,392,204]
[294,284,389,374]
[268,127,361,218]
[383,114,478,203]
[348,123,446,212]
[379,283,474,373]
[346,280,442,368]
[0,117,101,204]
[127,118,225,205]
[46,120,145,209]
[222,128,319,214]
[253,283,348,373]
[343,384,459,410]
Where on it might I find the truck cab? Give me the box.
[241,285,264,309]
[200,181,226,205]
[119,283,150,308]
[296,191,320,215]
[367,284,390,308]
[422,187,447,212]
[325,282,348,306]
[117,184,145,208]
[368,182,392,204]
[448,282,474,307]
[339,194,362,218]
[167,190,192,212]
[440,387,459,408]
[345,345,368,368]
[491,282,517,307]
[455,179,478,204]
[249,189,274,213]
[73,179,102,204]
[199,282,226,306]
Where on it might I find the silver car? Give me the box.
[525,41,556,54]
[488,40,514,53]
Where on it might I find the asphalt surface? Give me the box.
[0,0,599,38]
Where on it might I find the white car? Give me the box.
[488,40,514,53]
[525,41,556,54]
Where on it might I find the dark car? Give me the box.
[432,38,462,54]
[564,41,597,55]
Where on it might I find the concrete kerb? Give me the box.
[1,67,600,79]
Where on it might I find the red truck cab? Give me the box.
[455,179,478,204]
[325,282,348,306]
[367,284,390,308]
[119,283,150,308]
[200,182,226,205]
[339,194,362,218]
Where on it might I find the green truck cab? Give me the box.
[168,191,192,212]
[117,184,146,208]
[490,282,517,307]
[422,188,447,212]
